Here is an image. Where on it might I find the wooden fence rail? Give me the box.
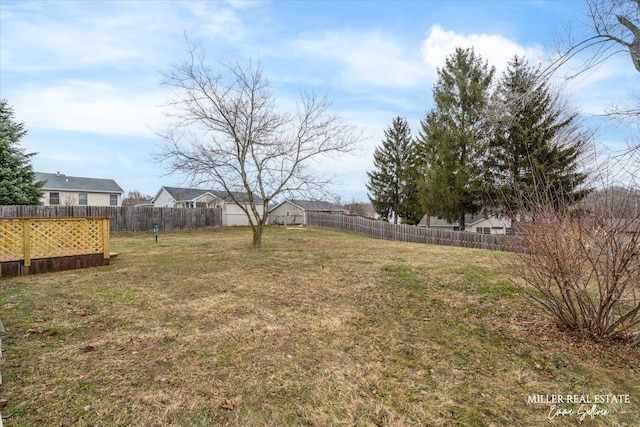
[0,206,222,233]
[307,212,519,252]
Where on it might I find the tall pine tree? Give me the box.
[416,47,495,230]
[367,116,413,223]
[486,56,589,217]
[396,148,424,225]
[0,100,43,205]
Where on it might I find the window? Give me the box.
[49,192,60,205]
[110,194,118,206]
[79,193,88,206]
[476,227,490,234]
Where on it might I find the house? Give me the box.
[35,172,124,207]
[149,186,264,227]
[418,214,511,234]
[268,199,349,225]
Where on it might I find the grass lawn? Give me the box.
[0,226,638,426]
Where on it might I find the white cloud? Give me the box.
[8,81,168,136]
[420,24,545,76]
[185,1,246,41]
[0,1,255,73]
[1,4,151,72]
[290,29,429,90]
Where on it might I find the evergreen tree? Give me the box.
[0,100,43,205]
[416,47,495,230]
[366,116,413,223]
[397,149,424,225]
[486,56,589,216]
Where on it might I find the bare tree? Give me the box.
[550,0,639,150]
[553,0,639,73]
[122,190,151,206]
[60,193,77,206]
[157,42,360,247]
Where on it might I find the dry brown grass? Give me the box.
[0,226,638,426]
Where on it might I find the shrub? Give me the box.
[511,185,640,346]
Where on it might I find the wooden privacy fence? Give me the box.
[0,217,111,278]
[307,212,518,252]
[0,206,222,232]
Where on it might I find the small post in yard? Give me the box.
[22,219,31,273]
[153,224,159,243]
[102,218,110,262]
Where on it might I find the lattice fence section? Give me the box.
[0,219,25,262]
[30,218,104,259]
[0,217,109,265]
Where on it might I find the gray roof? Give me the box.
[36,172,123,194]
[270,199,348,213]
[161,186,263,204]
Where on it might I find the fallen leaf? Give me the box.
[0,399,7,409]
[221,399,235,410]
[83,345,97,352]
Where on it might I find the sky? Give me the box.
[1,0,637,202]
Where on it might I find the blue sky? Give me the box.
[1,0,637,202]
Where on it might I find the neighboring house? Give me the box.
[418,214,511,235]
[149,186,264,227]
[35,172,124,207]
[268,199,349,226]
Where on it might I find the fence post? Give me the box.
[102,218,110,261]
[23,219,31,269]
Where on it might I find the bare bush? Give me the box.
[511,180,640,346]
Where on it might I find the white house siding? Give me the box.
[224,203,263,227]
[152,189,177,207]
[40,191,121,207]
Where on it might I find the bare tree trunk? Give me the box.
[252,223,264,247]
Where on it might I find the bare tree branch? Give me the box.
[543,0,639,153]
